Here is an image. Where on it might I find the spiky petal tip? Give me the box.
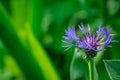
[63,23,117,58]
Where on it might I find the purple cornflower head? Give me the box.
[63,23,116,58]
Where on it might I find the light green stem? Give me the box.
[88,59,94,80]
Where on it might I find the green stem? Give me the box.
[88,59,94,80]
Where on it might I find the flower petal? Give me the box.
[88,24,91,34]
[78,23,86,35]
[64,27,77,41]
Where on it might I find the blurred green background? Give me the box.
[0,0,120,80]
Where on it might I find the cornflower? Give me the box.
[63,23,116,58]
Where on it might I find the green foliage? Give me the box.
[0,0,60,80]
[0,0,120,80]
[70,48,89,80]
[104,60,120,80]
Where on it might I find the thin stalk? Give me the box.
[88,59,94,80]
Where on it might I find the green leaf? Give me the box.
[29,0,43,38]
[26,23,61,80]
[94,63,99,80]
[10,0,27,29]
[104,60,120,80]
[0,3,15,34]
[70,48,88,80]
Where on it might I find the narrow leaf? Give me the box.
[104,60,120,80]
[70,48,88,80]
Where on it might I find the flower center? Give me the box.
[85,49,97,58]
